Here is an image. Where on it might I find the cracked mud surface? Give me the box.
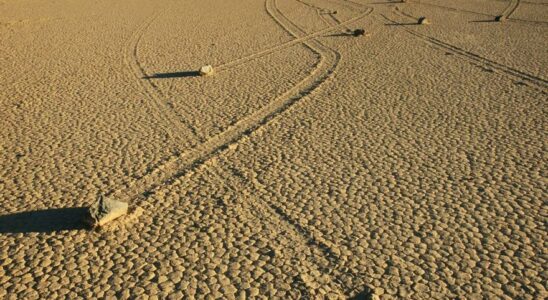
[1,0,546,299]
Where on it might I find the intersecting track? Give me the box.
[122,9,202,143]
[496,0,548,25]
[109,1,373,205]
[294,0,343,29]
[502,0,520,19]
[122,2,371,144]
[216,161,372,296]
[210,164,345,296]
[214,6,372,73]
[383,8,548,90]
[113,1,376,295]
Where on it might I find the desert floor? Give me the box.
[0,0,547,299]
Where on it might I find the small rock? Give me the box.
[85,195,128,227]
[418,17,430,25]
[494,15,506,22]
[199,65,214,76]
[332,10,337,15]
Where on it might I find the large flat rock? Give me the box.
[85,195,128,227]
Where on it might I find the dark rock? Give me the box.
[495,15,506,22]
[353,29,366,36]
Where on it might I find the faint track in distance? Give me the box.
[383,8,548,90]
[122,9,203,143]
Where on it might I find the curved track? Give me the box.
[122,9,202,143]
[214,7,372,73]
[294,0,344,29]
[113,1,377,295]
[502,0,521,19]
[109,0,373,206]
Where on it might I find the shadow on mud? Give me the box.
[325,32,356,37]
[143,71,200,79]
[384,22,420,26]
[469,19,498,23]
[0,207,89,233]
[349,287,375,300]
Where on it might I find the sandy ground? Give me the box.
[0,0,547,298]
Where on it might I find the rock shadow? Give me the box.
[143,71,200,79]
[325,32,356,37]
[349,287,375,300]
[384,22,420,26]
[469,19,498,23]
[326,30,367,38]
[0,207,90,233]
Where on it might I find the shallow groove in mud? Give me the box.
[219,163,372,296]
[407,0,547,25]
[122,9,202,143]
[406,0,493,17]
[503,0,520,19]
[384,9,548,90]
[295,0,343,29]
[107,0,373,205]
[215,7,370,73]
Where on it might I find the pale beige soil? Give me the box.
[0,0,547,299]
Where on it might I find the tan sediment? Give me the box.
[1,0,546,299]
